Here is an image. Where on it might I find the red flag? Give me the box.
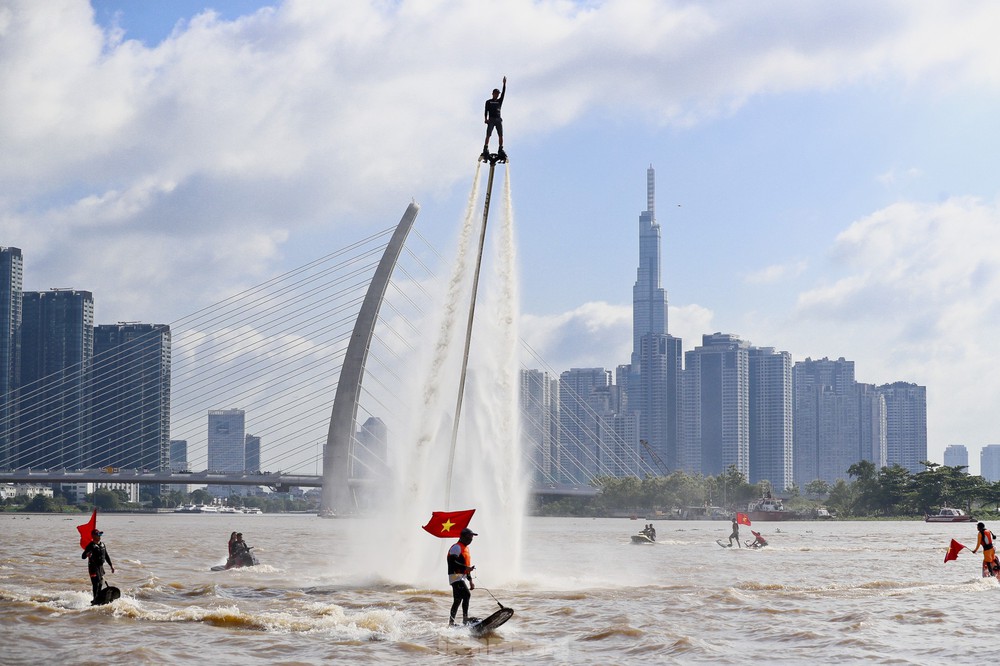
[77,509,97,549]
[422,509,475,539]
[944,538,966,563]
[736,512,752,526]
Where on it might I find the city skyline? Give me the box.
[4,2,1000,470]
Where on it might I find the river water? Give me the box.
[0,514,991,664]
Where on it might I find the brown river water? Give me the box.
[0,514,992,664]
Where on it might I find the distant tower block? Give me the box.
[321,203,419,515]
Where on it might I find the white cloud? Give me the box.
[744,260,808,285]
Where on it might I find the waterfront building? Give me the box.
[559,368,612,483]
[91,323,171,471]
[792,357,859,487]
[18,289,94,469]
[169,439,189,493]
[353,417,386,479]
[748,346,793,491]
[245,433,261,472]
[520,369,557,483]
[207,408,245,497]
[681,333,750,478]
[878,381,927,474]
[626,167,682,475]
[857,383,888,469]
[0,247,22,468]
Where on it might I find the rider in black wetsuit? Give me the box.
[482,77,507,160]
[82,529,114,603]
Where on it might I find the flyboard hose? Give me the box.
[444,158,498,507]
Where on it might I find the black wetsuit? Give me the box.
[484,85,505,147]
[82,540,112,600]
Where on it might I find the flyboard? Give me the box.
[466,604,515,638]
[716,539,733,548]
[92,581,121,606]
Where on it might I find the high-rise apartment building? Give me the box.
[681,333,750,478]
[748,347,793,491]
[91,323,171,470]
[18,289,94,468]
[792,357,858,487]
[0,247,22,468]
[857,383,887,469]
[207,408,245,497]
[559,368,613,483]
[878,382,927,474]
[521,369,557,483]
[943,444,969,471]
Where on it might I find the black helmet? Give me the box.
[460,527,477,538]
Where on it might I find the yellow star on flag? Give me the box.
[440,519,455,533]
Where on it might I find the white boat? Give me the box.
[747,495,794,521]
[925,507,974,523]
[190,504,219,513]
[173,504,195,513]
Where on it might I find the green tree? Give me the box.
[90,488,120,511]
[25,493,58,512]
[805,479,831,498]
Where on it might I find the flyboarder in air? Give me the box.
[481,76,507,163]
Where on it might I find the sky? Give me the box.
[3,0,1000,473]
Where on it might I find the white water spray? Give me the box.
[361,161,524,588]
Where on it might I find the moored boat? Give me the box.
[747,495,794,521]
[925,507,974,523]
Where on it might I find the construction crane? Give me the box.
[640,440,669,476]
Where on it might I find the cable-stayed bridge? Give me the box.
[1,203,656,507]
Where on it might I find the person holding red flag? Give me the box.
[447,527,477,626]
[82,528,115,604]
[972,522,997,576]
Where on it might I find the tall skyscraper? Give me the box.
[792,357,858,487]
[18,289,94,469]
[631,165,668,358]
[879,381,927,474]
[681,333,750,478]
[91,323,171,470]
[981,445,1000,482]
[0,247,23,468]
[748,346,793,491]
[207,408,245,497]
[627,166,681,475]
[943,444,969,471]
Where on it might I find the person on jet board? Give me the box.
[227,531,238,564]
[82,528,115,604]
[447,527,477,626]
[481,76,507,161]
[727,518,742,548]
[973,522,997,576]
[748,530,768,549]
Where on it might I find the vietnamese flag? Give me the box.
[422,509,475,539]
[944,538,966,563]
[736,512,752,526]
[77,509,97,549]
